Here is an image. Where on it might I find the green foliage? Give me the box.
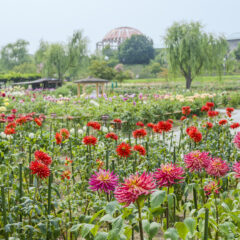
[89,60,115,80]
[0,72,41,83]
[0,39,31,71]
[165,21,228,89]
[234,42,240,60]
[12,62,37,73]
[118,35,154,64]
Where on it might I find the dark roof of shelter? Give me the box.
[74,76,109,84]
[14,78,60,85]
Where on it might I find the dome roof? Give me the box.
[102,26,143,42]
[227,32,240,40]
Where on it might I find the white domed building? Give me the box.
[227,33,240,51]
[96,26,143,50]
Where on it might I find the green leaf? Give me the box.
[105,201,119,215]
[149,222,161,239]
[81,223,95,238]
[175,222,188,240]
[90,209,105,223]
[70,224,82,232]
[100,214,115,223]
[184,217,196,236]
[164,228,179,240]
[142,219,150,234]
[95,232,108,240]
[150,190,166,209]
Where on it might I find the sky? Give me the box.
[1,0,240,54]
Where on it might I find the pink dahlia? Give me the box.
[89,169,118,193]
[206,158,229,177]
[233,162,240,178]
[234,132,240,149]
[114,172,155,207]
[154,163,184,188]
[204,181,220,196]
[184,151,211,172]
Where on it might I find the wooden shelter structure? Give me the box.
[74,76,109,97]
[13,78,62,90]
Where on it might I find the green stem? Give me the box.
[1,185,8,240]
[137,200,144,240]
[204,208,209,240]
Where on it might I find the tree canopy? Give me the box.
[0,39,31,71]
[165,21,228,89]
[118,35,154,64]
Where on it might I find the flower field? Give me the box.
[1,88,240,239]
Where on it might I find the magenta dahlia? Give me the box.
[184,151,211,172]
[89,169,118,193]
[153,163,184,188]
[114,172,155,207]
[234,132,240,149]
[204,181,220,196]
[233,162,240,178]
[206,158,229,177]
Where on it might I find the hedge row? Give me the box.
[0,72,41,83]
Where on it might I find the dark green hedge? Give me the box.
[0,72,41,83]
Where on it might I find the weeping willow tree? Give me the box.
[165,21,228,89]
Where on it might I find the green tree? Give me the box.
[118,35,154,64]
[89,60,115,80]
[67,30,88,78]
[165,21,228,89]
[0,39,31,70]
[45,43,69,81]
[234,43,240,60]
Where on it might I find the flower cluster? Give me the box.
[132,128,147,138]
[186,126,202,142]
[87,121,101,130]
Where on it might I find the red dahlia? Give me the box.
[136,121,144,127]
[157,121,172,132]
[231,123,240,129]
[182,106,191,116]
[207,110,219,117]
[29,160,50,179]
[55,132,62,144]
[180,116,187,121]
[206,102,214,109]
[34,150,52,166]
[219,119,227,125]
[105,132,118,141]
[4,127,16,135]
[83,135,98,146]
[60,128,70,139]
[201,105,210,112]
[34,118,42,126]
[133,144,146,156]
[87,121,101,130]
[132,128,147,138]
[116,142,131,158]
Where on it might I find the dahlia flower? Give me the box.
[234,132,240,149]
[34,118,42,126]
[157,121,172,132]
[29,160,50,179]
[34,150,52,166]
[113,119,122,123]
[89,169,118,193]
[132,128,147,138]
[219,119,228,125]
[231,123,240,129]
[184,151,211,172]
[206,102,214,109]
[147,123,155,129]
[4,127,16,135]
[182,106,191,116]
[61,170,71,180]
[203,122,213,129]
[87,121,101,130]
[116,142,131,158]
[226,107,234,113]
[114,172,155,207]
[83,135,98,146]
[154,163,184,188]
[134,145,146,156]
[204,181,220,196]
[105,132,118,141]
[201,105,210,112]
[60,128,70,139]
[208,110,219,117]
[136,121,144,127]
[206,158,229,177]
[180,116,187,121]
[233,162,240,178]
[55,132,62,144]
